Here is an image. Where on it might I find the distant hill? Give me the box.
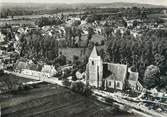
[90,2,167,8]
[1,2,166,10]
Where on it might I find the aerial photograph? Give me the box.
[0,0,167,117]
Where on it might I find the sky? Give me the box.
[0,0,167,6]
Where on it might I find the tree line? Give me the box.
[105,29,167,80]
[18,31,59,64]
[35,17,64,27]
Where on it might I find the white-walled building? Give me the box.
[86,46,103,88]
[103,63,127,90]
[41,65,57,77]
[128,68,139,90]
[0,32,5,43]
[86,46,142,91]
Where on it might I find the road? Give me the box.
[4,70,63,86]
[93,89,167,117]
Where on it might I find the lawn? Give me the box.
[59,45,106,62]
[59,34,106,62]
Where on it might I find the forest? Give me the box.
[18,31,59,64]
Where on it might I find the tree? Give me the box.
[133,20,138,27]
[54,52,66,67]
[122,18,127,27]
[144,65,161,89]
[65,26,72,47]
[86,14,102,24]
[35,17,63,27]
[0,74,19,91]
[70,81,91,96]
[104,24,113,40]
[87,27,94,47]
[86,16,95,23]
[72,20,81,26]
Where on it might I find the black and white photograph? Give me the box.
[0,0,167,117]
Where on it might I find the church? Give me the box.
[86,46,143,91]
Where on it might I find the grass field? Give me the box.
[0,19,35,26]
[59,45,106,62]
[1,82,119,117]
[0,72,141,117]
[59,34,106,61]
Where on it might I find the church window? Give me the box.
[117,82,120,87]
[109,81,111,86]
[92,61,94,65]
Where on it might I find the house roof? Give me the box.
[105,74,116,81]
[104,63,127,81]
[41,65,56,73]
[15,60,42,71]
[15,61,27,70]
[90,46,98,58]
[27,63,39,71]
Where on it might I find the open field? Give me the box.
[0,19,35,26]
[59,45,106,62]
[59,34,106,61]
[0,81,135,117]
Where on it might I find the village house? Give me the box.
[15,61,27,72]
[0,32,5,43]
[22,69,50,79]
[15,60,57,78]
[41,64,57,77]
[86,46,144,91]
[127,20,134,27]
[17,27,29,34]
[15,60,41,72]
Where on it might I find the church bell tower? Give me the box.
[87,46,103,88]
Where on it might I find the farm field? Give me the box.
[0,11,82,20]
[0,76,139,117]
[0,19,35,26]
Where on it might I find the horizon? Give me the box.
[0,0,167,6]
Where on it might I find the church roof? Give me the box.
[41,65,56,73]
[90,46,98,58]
[104,63,127,81]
